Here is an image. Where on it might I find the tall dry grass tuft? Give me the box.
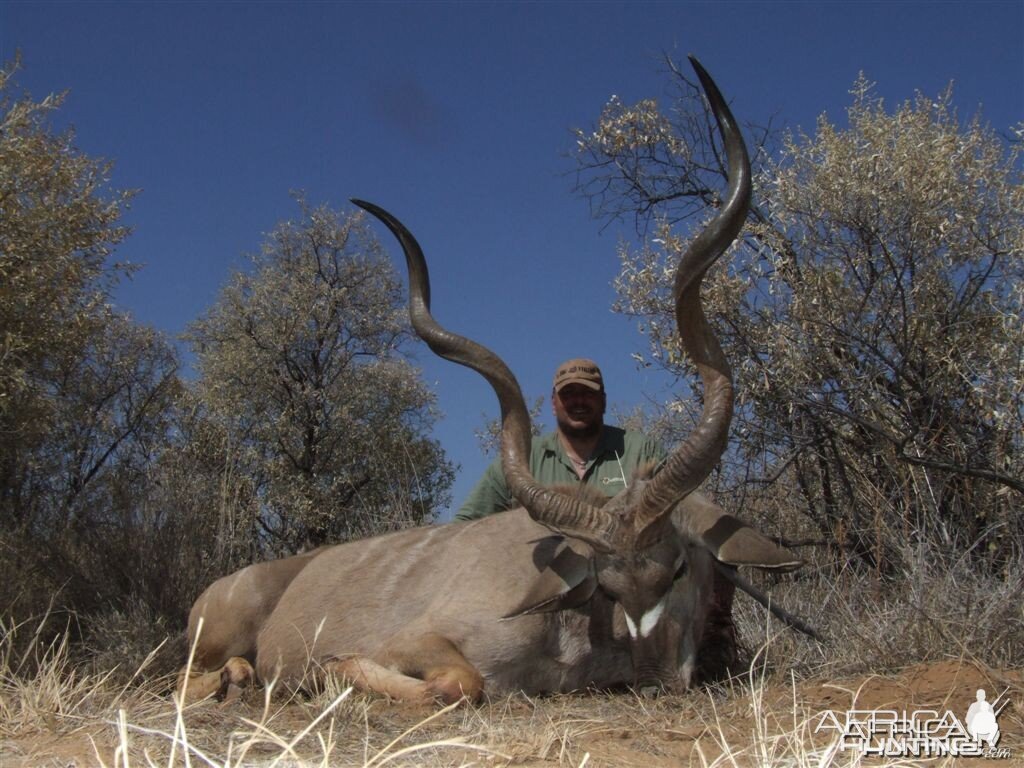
[730,535,1024,684]
[1,614,127,738]
[83,599,186,684]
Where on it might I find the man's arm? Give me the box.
[453,457,514,521]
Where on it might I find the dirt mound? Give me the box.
[803,659,1021,715]
[571,660,1022,767]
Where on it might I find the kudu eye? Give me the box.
[598,583,622,603]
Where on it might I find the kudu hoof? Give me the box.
[219,657,255,702]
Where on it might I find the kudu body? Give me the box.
[179,58,801,705]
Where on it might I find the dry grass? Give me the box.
[4,609,1020,767]
[730,541,1024,683]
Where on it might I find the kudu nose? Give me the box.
[635,672,674,698]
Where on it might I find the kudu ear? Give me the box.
[502,538,597,618]
[676,491,802,571]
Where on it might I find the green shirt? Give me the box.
[454,426,665,521]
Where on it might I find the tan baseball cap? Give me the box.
[553,358,604,392]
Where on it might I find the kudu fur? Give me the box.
[178,58,801,705]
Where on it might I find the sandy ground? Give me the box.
[3,659,1021,767]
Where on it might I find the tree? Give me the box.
[474,395,545,457]
[0,57,181,618]
[124,389,260,623]
[187,199,454,554]
[1,55,131,461]
[573,63,1023,570]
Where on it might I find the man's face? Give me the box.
[552,383,606,439]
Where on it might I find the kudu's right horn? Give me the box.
[632,56,752,543]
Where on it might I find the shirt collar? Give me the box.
[540,427,622,459]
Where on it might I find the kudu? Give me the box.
[178,57,801,705]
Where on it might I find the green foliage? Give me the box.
[574,62,1023,571]
[187,198,454,554]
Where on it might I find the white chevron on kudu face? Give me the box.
[624,595,670,640]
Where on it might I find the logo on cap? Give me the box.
[553,358,604,392]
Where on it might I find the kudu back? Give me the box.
[180,57,801,705]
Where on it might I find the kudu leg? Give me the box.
[328,633,484,705]
[176,656,255,703]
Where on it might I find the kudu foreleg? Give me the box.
[176,656,255,703]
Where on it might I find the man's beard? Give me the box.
[557,417,603,440]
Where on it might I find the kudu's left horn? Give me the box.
[351,199,622,550]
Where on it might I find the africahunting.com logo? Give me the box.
[815,687,1011,759]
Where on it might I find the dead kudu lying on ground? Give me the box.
[179,58,803,705]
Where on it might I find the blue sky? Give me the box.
[3,1,1022,519]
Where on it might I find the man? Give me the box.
[454,357,739,683]
[455,358,664,521]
